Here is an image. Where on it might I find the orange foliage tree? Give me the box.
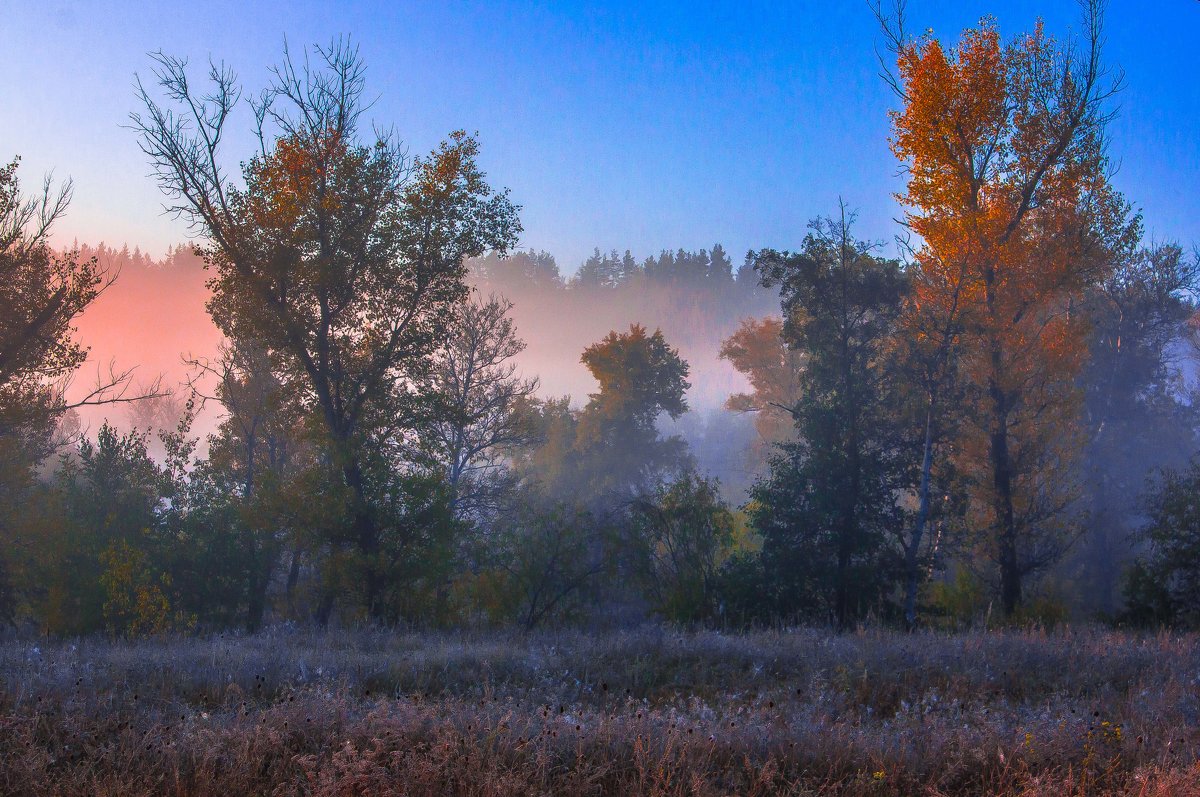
[880,2,1140,615]
[718,316,805,468]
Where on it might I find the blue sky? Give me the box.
[2,1,1196,272]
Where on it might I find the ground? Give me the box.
[0,625,1197,795]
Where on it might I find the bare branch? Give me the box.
[58,360,168,411]
[870,0,910,100]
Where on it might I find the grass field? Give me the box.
[0,625,1197,795]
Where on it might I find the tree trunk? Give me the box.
[315,592,335,628]
[285,549,301,617]
[837,423,860,631]
[983,262,1021,619]
[246,581,267,632]
[342,455,384,621]
[904,403,936,628]
[988,370,1021,617]
[835,539,851,630]
[245,554,272,632]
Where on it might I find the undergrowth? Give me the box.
[0,625,1197,795]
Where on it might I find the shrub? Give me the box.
[630,473,738,623]
[1123,462,1200,628]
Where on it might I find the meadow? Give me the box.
[0,625,1197,796]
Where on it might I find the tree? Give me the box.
[500,327,693,624]
[880,3,1140,615]
[718,316,805,469]
[0,160,104,429]
[473,488,607,630]
[643,248,706,286]
[471,249,563,292]
[415,293,539,524]
[1077,242,1200,615]
[0,159,160,437]
[751,210,909,628]
[574,248,637,290]
[0,158,158,624]
[510,395,582,496]
[0,160,136,481]
[186,338,314,628]
[576,324,692,501]
[36,423,174,634]
[126,389,186,435]
[734,250,759,291]
[132,41,521,620]
[708,243,734,287]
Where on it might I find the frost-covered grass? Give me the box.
[0,625,1197,795]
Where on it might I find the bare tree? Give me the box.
[414,293,539,524]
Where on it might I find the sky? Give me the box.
[2,1,1197,273]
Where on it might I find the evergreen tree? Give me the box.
[750,210,909,628]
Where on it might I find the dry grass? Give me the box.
[0,625,1197,795]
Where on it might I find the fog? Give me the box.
[66,243,777,496]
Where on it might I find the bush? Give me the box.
[1122,462,1200,628]
[630,473,738,623]
[923,568,989,629]
[99,539,183,636]
[482,494,607,630]
[1121,560,1174,628]
[713,551,773,626]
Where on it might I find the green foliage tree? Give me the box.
[575,324,692,501]
[510,396,582,496]
[750,210,910,628]
[0,158,155,623]
[573,248,640,290]
[132,41,520,621]
[499,328,695,625]
[470,249,563,291]
[360,468,462,625]
[470,487,608,630]
[196,340,304,628]
[163,457,259,629]
[98,539,177,636]
[26,423,176,634]
[708,244,734,287]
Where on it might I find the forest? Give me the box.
[2,2,1199,794]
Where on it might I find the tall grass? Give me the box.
[0,626,1197,795]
